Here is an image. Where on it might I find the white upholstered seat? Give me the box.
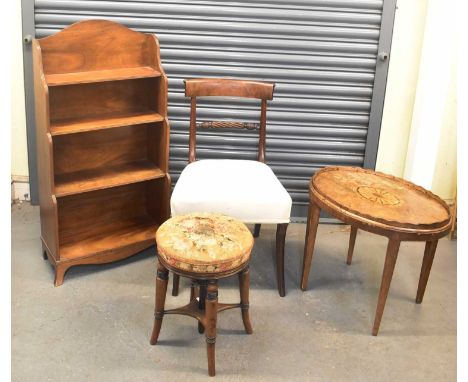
[171,159,292,224]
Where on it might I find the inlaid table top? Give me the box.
[310,167,451,235]
[156,213,254,274]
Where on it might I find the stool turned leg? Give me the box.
[416,240,438,304]
[253,224,261,238]
[276,223,288,297]
[372,239,400,336]
[150,262,169,345]
[172,274,180,296]
[190,280,198,302]
[205,280,218,377]
[238,266,253,334]
[347,226,358,265]
[301,202,321,291]
[198,282,207,334]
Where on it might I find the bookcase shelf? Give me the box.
[50,111,164,136]
[33,20,171,286]
[46,66,161,86]
[59,215,159,260]
[55,161,165,197]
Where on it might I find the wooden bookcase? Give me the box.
[33,20,170,286]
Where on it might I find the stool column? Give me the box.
[190,280,199,302]
[205,280,218,377]
[238,266,253,334]
[150,262,169,345]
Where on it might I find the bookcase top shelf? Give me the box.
[46,66,161,86]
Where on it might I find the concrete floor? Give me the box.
[12,203,456,381]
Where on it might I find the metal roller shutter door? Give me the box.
[32,0,395,219]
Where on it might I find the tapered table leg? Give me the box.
[205,281,218,377]
[301,202,321,290]
[416,240,438,304]
[238,266,253,334]
[347,226,358,265]
[372,239,400,336]
[150,262,169,345]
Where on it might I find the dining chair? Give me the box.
[170,78,292,296]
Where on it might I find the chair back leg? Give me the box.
[253,224,261,238]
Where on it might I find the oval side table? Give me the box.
[150,213,254,376]
[300,166,452,336]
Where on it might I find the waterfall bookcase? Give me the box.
[33,20,171,286]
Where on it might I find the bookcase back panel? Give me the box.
[53,125,155,175]
[49,78,158,122]
[57,182,152,244]
[148,122,168,172]
[39,20,154,75]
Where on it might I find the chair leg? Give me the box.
[416,240,438,304]
[172,273,180,296]
[253,224,261,238]
[198,282,207,334]
[238,266,253,334]
[347,226,358,265]
[150,262,169,345]
[275,223,288,297]
[372,239,400,336]
[205,280,218,377]
[301,202,321,291]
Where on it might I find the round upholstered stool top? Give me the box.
[156,213,254,274]
[310,166,451,235]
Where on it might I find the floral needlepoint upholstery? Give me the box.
[156,213,254,273]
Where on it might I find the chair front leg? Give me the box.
[276,223,288,297]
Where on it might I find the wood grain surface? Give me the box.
[33,20,171,285]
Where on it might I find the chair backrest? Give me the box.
[184,78,275,163]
